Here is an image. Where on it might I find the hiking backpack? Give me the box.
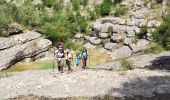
[56,48,64,58]
[82,51,88,58]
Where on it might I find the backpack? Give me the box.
[82,51,87,58]
[56,48,64,58]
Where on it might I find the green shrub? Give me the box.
[65,39,83,51]
[79,16,88,33]
[95,5,101,17]
[101,0,111,16]
[136,25,148,39]
[67,12,76,23]
[114,5,126,17]
[119,59,134,71]
[53,0,63,11]
[71,0,80,10]
[0,12,12,37]
[42,0,56,7]
[112,0,122,5]
[16,3,41,27]
[78,0,88,6]
[44,24,71,46]
[89,11,96,20]
[144,43,165,54]
[152,13,170,50]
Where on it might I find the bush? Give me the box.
[95,5,101,17]
[136,25,148,39]
[152,13,170,50]
[67,12,76,23]
[89,11,96,20]
[53,0,63,11]
[144,43,165,54]
[101,0,111,16]
[119,59,134,71]
[42,0,56,7]
[79,16,88,33]
[44,24,71,46]
[112,0,122,5]
[71,0,80,10]
[0,12,12,37]
[65,39,83,51]
[79,0,88,6]
[114,5,126,17]
[16,3,41,27]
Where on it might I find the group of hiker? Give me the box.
[55,41,88,73]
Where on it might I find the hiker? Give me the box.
[55,46,65,73]
[60,40,64,49]
[75,52,81,67]
[65,49,73,72]
[81,48,88,69]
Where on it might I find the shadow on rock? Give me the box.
[146,56,170,71]
[107,75,170,100]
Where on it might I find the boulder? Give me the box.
[75,33,84,39]
[75,33,84,42]
[89,37,102,45]
[84,43,96,49]
[112,25,126,33]
[91,22,102,31]
[147,20,161,28]
[130,39,150,53]
[0,39,52,71]
[111,33,124,42]
[101,38,110,45]
[111,46,132,59]
[0,31,41,50]
[101,23,114,33]
[84,35,90,41]
[104,43,118,51]
[124,38,134,45]
[99,32,109,39]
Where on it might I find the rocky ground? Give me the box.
[0,51,170,100]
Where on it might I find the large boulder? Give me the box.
[130,39,150,53]
[75,33,84,42]
[91,22,102,31]
[89,37,102,45]
[111,33,124,42]
[111,46,132,59]
[100,23,114,33]
[0,39,52,71]
[0,31,41,50]
[104,43,118,51]
[99,32,109,39]
[84,43,96,49]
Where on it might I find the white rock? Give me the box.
[111,46,132,59]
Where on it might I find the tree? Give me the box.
[101,0,111,16]
[152,13,170,50]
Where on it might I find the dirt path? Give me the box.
[1,51,170,100]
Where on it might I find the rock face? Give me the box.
[111,46,132,59]
[82,0,164,59]
[0,31,52,71]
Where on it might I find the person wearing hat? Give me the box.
[65,49,73,72]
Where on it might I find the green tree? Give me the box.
[72,0,80,10]
[152,13,170,50]
[16,3,41,27]
[42,0,56,7]
[101,0,111,16]
[79,16,88,33]
[0,12,12,36]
